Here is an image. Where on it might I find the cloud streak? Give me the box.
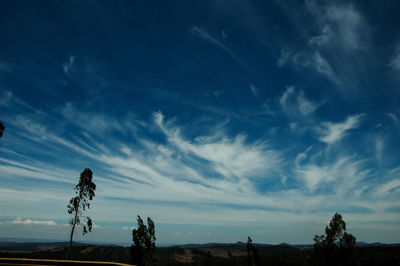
[191,26,253,74]
[63,56,75,76]
[279,1,371,95]
[317,114,364,144]
[388,46,400,74]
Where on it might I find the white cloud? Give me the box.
[289,122,297,131]
[277,49,291,67]
[295,146,312,167]
[326,5,367,50]
[122,226,136,231]
[279,86,295,107]
[63,56,75,76]
[221,30,228,39]
[0,90,36,112]
[309,25,333,47]
[288,51,340,90]
[250,84,258,96]
[62,102,123,135]
[213,90,223,97]
[296,156,369,194]
[374,179,400,198]
[120,146,133,156]
[191,26,252,73]
[0,91,13,106]
[0,159,74,184]
[312,52,339,85]
[388,46,400,73]
[375,136,385,165]
[12,115,48,138]
[92,222,102,229]
[281,2,370,93]
[307,2,368,50]
[0,217,57,226]
[297,90,319,115]
[153,111,282,180]
[280,86,320,116]
[318,114,364,144]
[386,113,400,128]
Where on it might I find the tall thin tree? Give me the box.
[67,168,96,259]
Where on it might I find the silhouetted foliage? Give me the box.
[0,121,5,138]
[67,168,96,259]
[131,215,156,266]
[313,212,356,266]
[246,236,260,266]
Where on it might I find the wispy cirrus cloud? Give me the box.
[295,155,370,194]
[0,90,13,106]
[277,49,291,68]
[250,84,258,96]
[317,114,364,144]
[61,102,124,135]
[1,96,400,242]
[191,26,253,74]
[375,136,385,165]
[312,52,339,85]
[386,113,400,128]
[63,56,75,76]
[0,90,35,111]
[280,86,320,117]
[388,45,400,74]
[307,2,369,50]
[279,1,371,94]
[153,111,282,180]
[374,178,400,198]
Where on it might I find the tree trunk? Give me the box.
[67,201,79,259]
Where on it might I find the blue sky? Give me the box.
[0,0,400,245]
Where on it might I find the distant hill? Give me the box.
[171,241,400,249]
[0,238,127,248]
[2,238,399,253]
[1,241,400,266]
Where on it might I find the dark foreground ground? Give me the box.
[1,242,400,266]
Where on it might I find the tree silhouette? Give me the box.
[0,121,5,138]
[131,215,156,266]
[67,168,96,259]
[246,236,260,266]
[313,213,356,266]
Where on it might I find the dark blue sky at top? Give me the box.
[1,0,398,111]
[0,1,397,141]
[0,0,400,244]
